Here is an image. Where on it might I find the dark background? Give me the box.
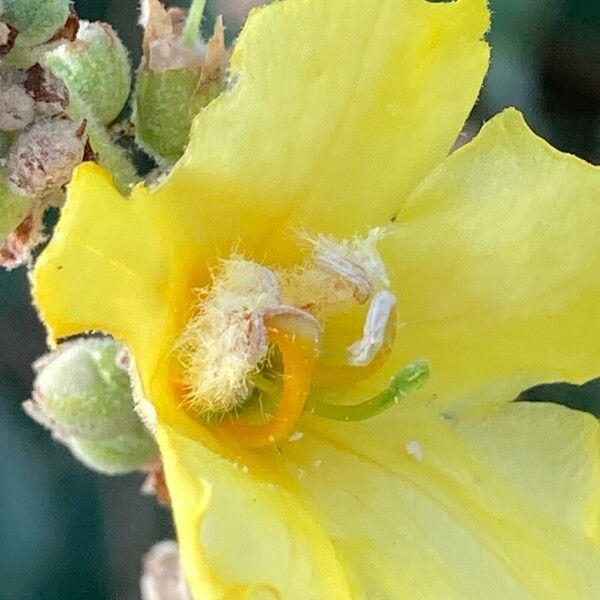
[1,1,599,598]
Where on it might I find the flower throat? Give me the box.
[176,229,429,447]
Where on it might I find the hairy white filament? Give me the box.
[178,259,281,415]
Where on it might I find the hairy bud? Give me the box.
[43,21,131,125]
[133,0,228,165]
[30,338,143,440]
[2,0,70,47]
[133,68,205,165]
[24,337,159,475]
[0,170,33,239]
[7,117,86,198]
[67,425,158,475]
[0,82,35,130]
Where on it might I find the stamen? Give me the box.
[347,290,397,367]
[174,231,412,445]
[177,259,281,415]
[215,312,320,447]
[313,248,372,304]
[307,360,429,422]
[308,227,390,303]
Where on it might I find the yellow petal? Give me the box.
[31,164,195,403]
[160,399,600,598]
[160,0,490,259]
[315,108,600,411]
[33,164,166,348]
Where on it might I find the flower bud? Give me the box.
[43,21,131,125]
[7,117,87,199]
[0,82,35,130]
[67,424,158,475]
[31,338,142,440]
[133,0,227,165]
[134,68,208,166]
[2,0,70,47]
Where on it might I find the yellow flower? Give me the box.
[32,0,600,597]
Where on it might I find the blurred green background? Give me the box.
[1,1,599,598]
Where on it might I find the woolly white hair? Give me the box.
[281,227,391,314]
[178,258,281,416]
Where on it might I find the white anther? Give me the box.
[313,249,372,303]
[280,228,391,317]
[308,228,390,304]
[347,290,396,367]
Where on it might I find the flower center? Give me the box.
[176,229,428,447]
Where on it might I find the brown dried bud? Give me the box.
[0,203,45,269]
[7,117,87,198]
[140,541,193,600]
[24,63,69,118]
[0,82,35,130]
[0,21,17,56]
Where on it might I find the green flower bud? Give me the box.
[67,424,158,475]
[134,68,217,166]
[43,21,131,125]
[32,337,142,440]
[0,172,33,241]
[3,0,70,47]
[133,1,227,165]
